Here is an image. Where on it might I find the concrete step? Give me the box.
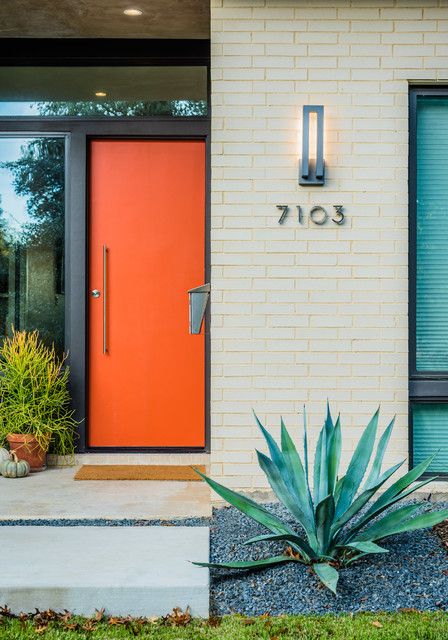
[0,467,211,520]
[0,526,209,617]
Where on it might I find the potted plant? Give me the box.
[0,329,77,471]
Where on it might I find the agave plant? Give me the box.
[194,405,448,593]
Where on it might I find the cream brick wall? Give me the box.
[210,0,448,494]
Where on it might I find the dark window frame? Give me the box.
[409,85,448,478]
[0,40,211,454]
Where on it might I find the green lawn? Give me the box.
[1,612,448,639]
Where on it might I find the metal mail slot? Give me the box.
[188,283,210,334]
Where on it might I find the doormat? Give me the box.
[74,464,206,481]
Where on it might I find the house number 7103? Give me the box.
[277,205,345,226]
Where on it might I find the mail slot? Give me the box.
[188,283,210,334]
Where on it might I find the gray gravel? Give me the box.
[208,501,448,615]
[1,501,447,615]
[0,517,209,527]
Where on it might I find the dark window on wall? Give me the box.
[410,87,448,476]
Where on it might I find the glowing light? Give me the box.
[123,8,143,16]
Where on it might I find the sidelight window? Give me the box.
[0,136,65,353]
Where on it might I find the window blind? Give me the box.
[416,97,448,371]
[412,403,448,472]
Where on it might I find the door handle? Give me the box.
[188,283,210,334]
[103,245,108,354]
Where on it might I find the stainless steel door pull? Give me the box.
[103,245,108,353]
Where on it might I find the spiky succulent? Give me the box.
[194,405,448,593]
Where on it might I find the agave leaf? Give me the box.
[244,532,316,561]
[360,454,436,524]
[366,476,436,519]
[303,406,310,492]
[331,461,404,540]
[382,509,448,537]
[256,450,316,539]
[347,476,436,541]
[193,556,295,571]
[335,408,379,518]
[313,403,335,506]
[334,475,345,504]
[315,494,335,555]
[324,401,334,439]
[194,468,295,536]
[340,540,389,566]
[313,562,339,594]
[280,418,315,525]
[254,411,285,472]
[353,506,448,544]
[352,503,423,542]
[327,415,341,495]
[314,423,328,506]
[343,541,389,555]
[255,412,305,506]
[363,416,395,490]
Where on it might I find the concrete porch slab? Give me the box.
[0,526,209,617]
[0,467,211,520]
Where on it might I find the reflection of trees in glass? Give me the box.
[0,137,65,352]
[1,138,65,246]
[37,99,207,117]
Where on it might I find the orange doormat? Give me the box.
[74,464,206,481]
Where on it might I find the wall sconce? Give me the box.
[299,105,325,186]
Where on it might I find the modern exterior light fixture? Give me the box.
[299,105,325,186]
[123,8,143,16]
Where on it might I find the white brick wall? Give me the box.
[210,0,448,494]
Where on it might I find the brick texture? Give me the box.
[211,0,448,493]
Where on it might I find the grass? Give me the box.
[1,612,448,639]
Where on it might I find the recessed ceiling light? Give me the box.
[95,91,107,97]
[123,8,143,16]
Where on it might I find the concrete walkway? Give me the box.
[0,526,209,617]
[0,467,211,520]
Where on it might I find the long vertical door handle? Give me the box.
[103,245,108,354]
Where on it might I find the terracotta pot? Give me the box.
[6,434,47,472]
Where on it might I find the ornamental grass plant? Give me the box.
[195,405,448,593]
[0,329,77,457]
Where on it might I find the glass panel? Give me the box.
[416,96,448,371]
[0,137,65,352]
[0,67,207,117]
[413,402,448,472]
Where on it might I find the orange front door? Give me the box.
[88,140,206,448]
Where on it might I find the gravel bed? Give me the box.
[209,501,448,616]
[0,517,210,527]
[1,502,447,615]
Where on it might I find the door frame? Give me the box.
[0,119,211,455]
